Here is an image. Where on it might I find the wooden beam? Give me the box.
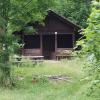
[55,32,57,59]
[40,33,43,56]
[73,33,75,48]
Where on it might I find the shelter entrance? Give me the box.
[42,34,55,59]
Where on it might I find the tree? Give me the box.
[0,0,54,87]
[53,0,92,28]
[78,0,100,95]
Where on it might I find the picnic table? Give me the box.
[11,55,44,66]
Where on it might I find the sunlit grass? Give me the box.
[0,59,99,100]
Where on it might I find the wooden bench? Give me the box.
[56,55,75,60]
[56,50,73,60]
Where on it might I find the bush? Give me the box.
[78,1,100,95]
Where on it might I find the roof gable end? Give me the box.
[47,10,81,30]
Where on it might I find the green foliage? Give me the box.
[53,0,92,28]
[0,0,94,88]
[78,1,100,95]
[0,0,54,87]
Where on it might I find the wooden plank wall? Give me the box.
[22,49,42,56]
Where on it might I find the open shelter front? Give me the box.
[22,33,75,59]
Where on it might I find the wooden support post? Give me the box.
[55,32,57,59]
[73,33,75,49]
[40,33,43,56]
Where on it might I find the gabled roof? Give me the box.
[47,10,81,30]
[13,9,81,35]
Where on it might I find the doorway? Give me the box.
[42,34,55,59]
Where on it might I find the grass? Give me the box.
[0,58,99,100]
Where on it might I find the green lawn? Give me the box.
[0,59,99,100]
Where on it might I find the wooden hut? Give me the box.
[16,10,81,59]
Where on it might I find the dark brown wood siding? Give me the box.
[20,10,80,59]
[37,14,74,34]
